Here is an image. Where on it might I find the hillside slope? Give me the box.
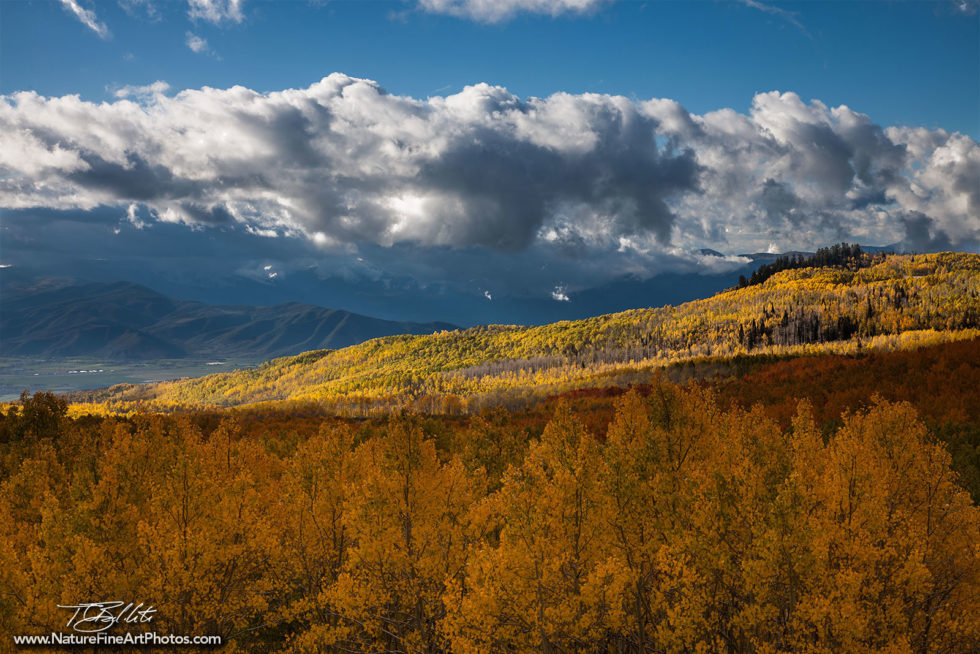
[76,252,980,411]
[1,281,456,360]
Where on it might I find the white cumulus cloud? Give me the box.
[551,285,571,302]
[124,202,148,229]
[0,75,976,286]
[113,81,171,100]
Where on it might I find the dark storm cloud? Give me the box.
[757,178,800,222]
[415,115,699,249]
[901,211,954,252]
[68,153,195,202]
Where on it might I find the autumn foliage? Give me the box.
[3,251,980,651]
[2,384,978,652]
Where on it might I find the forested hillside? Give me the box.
[535,337,980,502]
[75,252,980,412]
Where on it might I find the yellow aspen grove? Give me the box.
[2,378,979,651]
[67,253,980,414]
[276,423,355,652]
[443,401,613,652]
[788,400,980,652]
[446,390,980,652]
[133,417,284,651]
[321,417,479,653]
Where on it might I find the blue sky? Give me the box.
[1,0,978,324]
[3,1,977,136]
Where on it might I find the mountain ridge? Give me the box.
[1,280,457,360]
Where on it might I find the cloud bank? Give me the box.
[1,75,977,292]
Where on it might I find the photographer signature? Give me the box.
[58,602,157,633]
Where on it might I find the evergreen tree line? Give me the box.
[737,242,883,289]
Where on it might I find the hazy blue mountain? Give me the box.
[1,281,456,361]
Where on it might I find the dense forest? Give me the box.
[2,378,979,652]
[68,252,980,413]
[3,251,979,652]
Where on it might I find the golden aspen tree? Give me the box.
[620,389,777,652]
[450,409,529,491]
[134,416,283,651]
[323,417,478,653]
[0,431,74,636]
[48,418,164,627]
[444,401,612,653]
[277,422,354,652]
[0,506,24,638]
[790,400,980,652]
[683,401,806,652]
[598,388,700,652]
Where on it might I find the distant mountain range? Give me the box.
[1,244,904,328]
[72,250,976,411]
[0,281,456,361]
[1,245,906,364]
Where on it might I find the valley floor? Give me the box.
[0,357,259,401]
